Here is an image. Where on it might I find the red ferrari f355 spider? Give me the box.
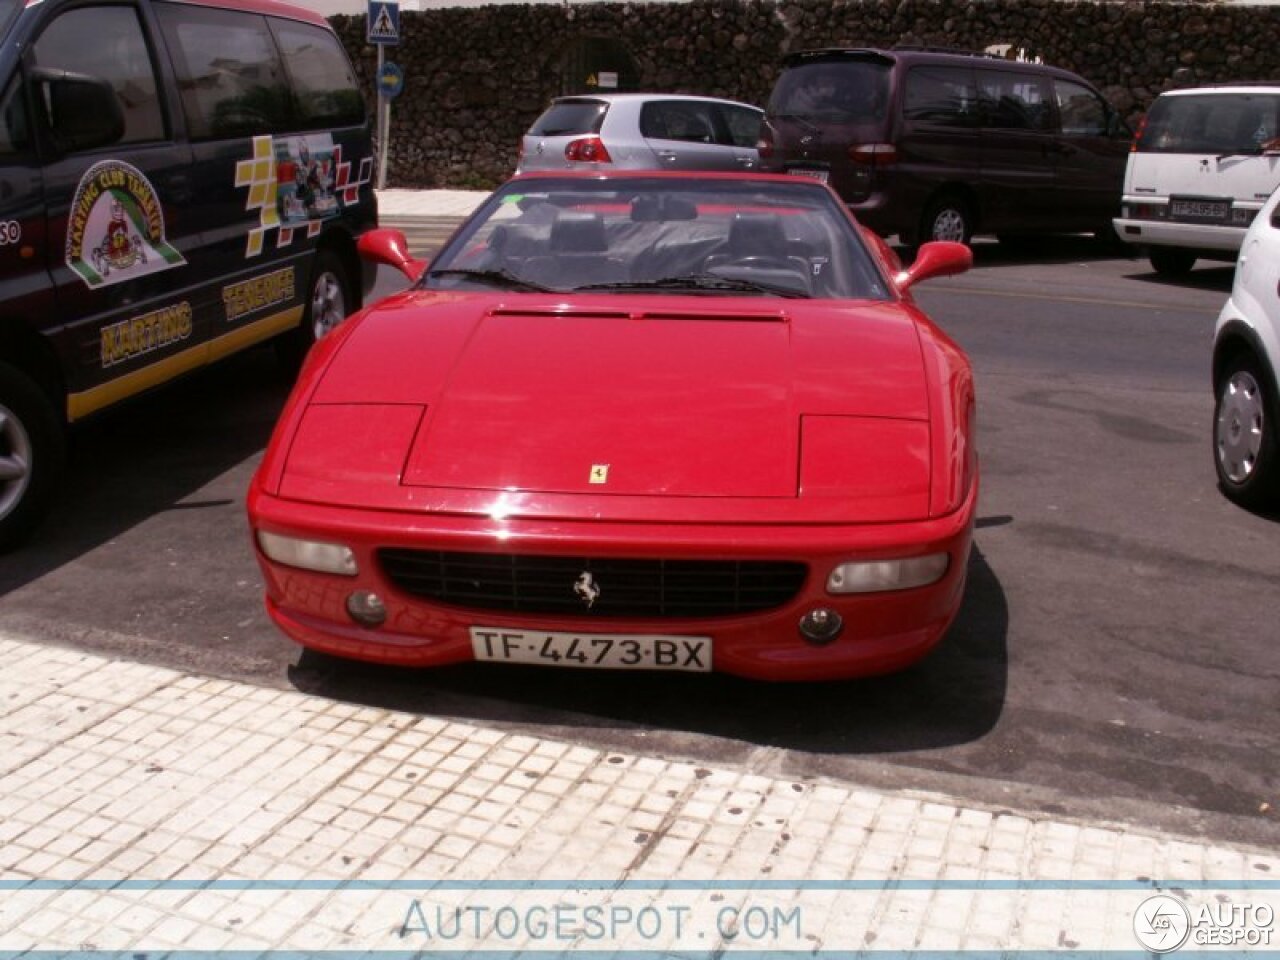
[248,171,976,680]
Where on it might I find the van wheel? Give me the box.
[1214,353,1280,511]
[1149,248,1196,277]
[277,249,352,374]
[921,195,972,244]
[0,363,64,551]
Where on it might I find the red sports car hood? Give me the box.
[290,292,932,517]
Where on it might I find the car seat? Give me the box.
[521,211,628,289]
[704,212,813,294]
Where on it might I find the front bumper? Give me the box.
[248,481,977,682]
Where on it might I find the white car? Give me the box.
[1114,85,1280,277]
[516,93,763,174]
[1213,185,1280,509]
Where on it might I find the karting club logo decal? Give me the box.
[65,160,185,288]
[235,133,372,258]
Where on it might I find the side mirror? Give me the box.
[894,241,972,291]
[31,68,123,154]
[357,228,428,283]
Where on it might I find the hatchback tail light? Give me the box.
[848,143,899,166]
[756,123,775,159]
[565,136,613,163]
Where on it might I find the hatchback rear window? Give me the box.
[768,61,890,123]
[1138,93,1280,154]
[529,100,607,137]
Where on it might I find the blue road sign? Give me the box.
[377,61,405,99]
[367,0,399,44]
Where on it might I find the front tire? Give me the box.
[1214,353,1280,510]
[1149,247,1196,277]
[921,194,973,245]
[0,363,64,551]
[276,248,352,373]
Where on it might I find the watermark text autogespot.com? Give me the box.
[399,899,804,946]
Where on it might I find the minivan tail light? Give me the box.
[849,143,898,166]
[565,136,612,163]
[1131,114,1148,152]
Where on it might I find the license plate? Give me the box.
[470,627,711,672]
[787,167,829,183]
[1169,197,1230,221]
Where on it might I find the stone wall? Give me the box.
[330,0,1280,189]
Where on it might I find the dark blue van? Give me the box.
[0,0,376,548]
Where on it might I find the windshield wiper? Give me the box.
[775,113,823,135]
[425,268,553,292]
[574,273,811,299]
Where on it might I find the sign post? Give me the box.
[366,0,400,190]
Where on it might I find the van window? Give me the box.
[768,61,890,123]
[1138,93,1280,155]
[31,5,164,144]
[270,18,364,128]
[1055,79,1108,136]
[904,66,979,128]
[529,100,607,137]
[0,75,29,155]
[156,3,292,140]
[978,70,1052,131]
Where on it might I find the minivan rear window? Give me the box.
[529,100,607,137]
[1138,93,1280,155]
[768,60,890,123]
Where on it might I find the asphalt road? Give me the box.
[2,237,1276,851]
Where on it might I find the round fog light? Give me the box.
[346,590,387,626]
[798,607,843,646]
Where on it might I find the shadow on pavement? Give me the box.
[1122,262,1235,292]
[288,543,1009,758]
[0,348,289,597]
[897,234,1136,269]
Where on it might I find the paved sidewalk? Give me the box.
[375,188,488,258]
[1,630,1277,954]
[376,188,489,222]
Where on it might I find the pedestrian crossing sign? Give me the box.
[367,0,399,44]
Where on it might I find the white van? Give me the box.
[1113,85,1280,277]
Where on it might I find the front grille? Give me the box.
[377,549,808,619]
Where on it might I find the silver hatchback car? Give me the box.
[516,93,764,174]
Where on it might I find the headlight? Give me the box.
[257,530,358,576]
[826,554,949,593]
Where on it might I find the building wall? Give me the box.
[330,0,1280,189]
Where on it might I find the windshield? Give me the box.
[1138,92,1280,154]
[426,178,890,301]
[768,60,891,124]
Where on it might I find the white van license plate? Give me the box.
[1170,198,1230,221]
[470,627,712,671]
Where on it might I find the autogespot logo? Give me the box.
[1134,895,1192,953]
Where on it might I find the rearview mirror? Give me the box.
[31,68,123,154]
[357,228,428,283]
[894,241,972,291]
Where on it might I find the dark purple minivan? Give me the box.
[758,48,1131,245]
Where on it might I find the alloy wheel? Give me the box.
[0,403,33,522]
[310,269,347,341]
[1216,370,1265,484]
